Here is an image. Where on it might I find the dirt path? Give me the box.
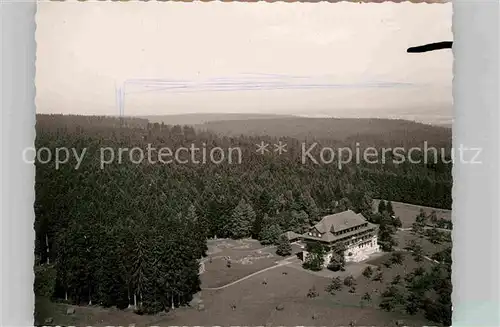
[201,257,295,291]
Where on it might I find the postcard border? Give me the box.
[1,0,499,326]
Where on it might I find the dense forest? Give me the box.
[34,114,452,320]
[195,117,452,150]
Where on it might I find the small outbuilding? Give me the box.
[281,231,301,242]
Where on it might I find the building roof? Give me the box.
[315,210,368,233]
[301,210,377,243]
[282,231,301,241]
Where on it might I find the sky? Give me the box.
[35,1,452,123]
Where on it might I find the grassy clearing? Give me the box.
[164,265,431,326]
[316,252,435,309]
[201,239,302,288]
[373,199,451,228]
[394,229,450,257]
[39,252,437,327]
[201,256,278,289]
[35,297,161,327]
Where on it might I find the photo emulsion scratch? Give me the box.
[33,1,454,326]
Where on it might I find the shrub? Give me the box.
[393,217,403,228]
[361,292,372,302]
[391,275,402,285]
[413,266,426,276]
[276,235,292,257]
[307,286,319,298]
[428,228,444,244]
[379,286,405,312]
[325,277,342,294]
[413,252,424,262]
[390,252,404,265]
[302,252,324,271]
[373,271,384,282]
[344,275,355,287]
[327,245,346,272]
[362,266,373,278]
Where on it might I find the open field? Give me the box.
[35,297,162,327]
[201,238,302,288]
[167,265,432,326]
[395,229,450,257]
[320,251,436,308]
[206,238,266,255]
[373,199,452,228]
[40,236,445,327]
[40,262,433,327]
[201,255,279,289]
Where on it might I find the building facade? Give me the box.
[299,210,380,266]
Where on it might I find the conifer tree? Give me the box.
[259,222,282,245]
[227,199,254,239]
[186,204,208,258]
[289,210,309,234]
[299,192,320,223]
[276,235,292,257]
[386,201,394,216]
[378,215,398,252]
[378,200,387,213]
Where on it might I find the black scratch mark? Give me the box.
[407,41,453,53]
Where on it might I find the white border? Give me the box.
[1,0,499,326]
[1,1,37,326]
[452,1,500,325]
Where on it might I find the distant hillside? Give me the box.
[195,117,452,148]
[139,113,295,126]
[36,114,148,130]
[35,114,452,149]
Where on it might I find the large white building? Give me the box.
[299,210,380,266]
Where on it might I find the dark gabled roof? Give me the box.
[301,210,377,243]
[315,210,368,234]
